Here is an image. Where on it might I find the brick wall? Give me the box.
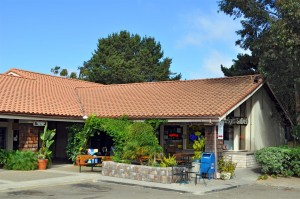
[205,126,223,160]
[18,124,42,152]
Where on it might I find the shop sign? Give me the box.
[218,120,224,140]
[33,121,47,126]
[223,117,248,125]
[168,133,179,138]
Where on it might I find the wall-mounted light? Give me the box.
[83,115,88,120]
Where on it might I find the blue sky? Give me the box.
[0,0,244,80]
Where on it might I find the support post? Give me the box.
[214,125,218,178]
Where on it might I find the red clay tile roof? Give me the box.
[0,69,102,118]
[77,75,264,119]
[0,68,264,120]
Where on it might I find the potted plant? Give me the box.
[190,133,205,177]
[218,157,236,180]
[192,133,205,162]
[37,124,56,170]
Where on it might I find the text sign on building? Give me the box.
[33,121,47,126]
[218,120,224,140]
[223,117,248,125]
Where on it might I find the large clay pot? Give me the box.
[189,160,200,178]
[38,159,48,170]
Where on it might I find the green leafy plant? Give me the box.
[192,133,205,160]
[38,124,56,165]
[0,149,10,166]
[218,157,236,177]
[255,147,289,175]
[4,150,37,170]
[288,147,300,177]
[160,154,177,167]
[257,174,268,180]
[72,116,166,164]
[66,124,83,163]
[122,122,162,164]
[255,146,300,177]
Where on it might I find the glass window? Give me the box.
[187,125,205,149]
[163,125,183,154]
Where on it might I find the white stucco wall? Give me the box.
[250,87,286,150]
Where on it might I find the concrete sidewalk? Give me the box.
[0,164,294,195]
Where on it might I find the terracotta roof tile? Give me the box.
[77,75,263,119]
[0,69,102,118]
[0,68,263,119]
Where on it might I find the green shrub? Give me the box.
[122,122,162,163]
[255,146,300,177]
[290,147,300,177]
[255,147,287,175]
[4,150,37,170]
[66,124,83,163]
[218,157,236,177]
[0,149,10,166]
[160,154,177,167]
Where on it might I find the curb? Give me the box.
[99,180,189,193]
[99,179,242,194]
[204,185,240,194]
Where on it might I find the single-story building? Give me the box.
[0,68,292,167]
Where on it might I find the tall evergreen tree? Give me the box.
[78,30,181,84]
[218,0,300,122]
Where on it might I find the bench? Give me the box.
[76,155,102,173]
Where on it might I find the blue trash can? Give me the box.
[200,152,215,179]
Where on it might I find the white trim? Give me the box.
[7,72,20,77]
[0,114,83,123]
[219,83,264,121]
[133,118,219,124]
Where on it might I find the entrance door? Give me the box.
[90,131,113,155]
[0,127,6,149]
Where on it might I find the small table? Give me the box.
[172,164,194,184]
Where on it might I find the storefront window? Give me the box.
[223,124,234,150]
[163,125,183,154]
[187,125,205,149]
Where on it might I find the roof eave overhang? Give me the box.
[219,82,265,121]
[0,113,84,123]
[133,116,220,124]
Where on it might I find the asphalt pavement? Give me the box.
[0,163,299,195]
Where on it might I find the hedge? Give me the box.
[255,146,300,177]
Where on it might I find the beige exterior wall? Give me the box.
[249,87,286,150]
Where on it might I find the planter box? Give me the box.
[102,161,181,184]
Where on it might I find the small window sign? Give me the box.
[33,121,47,126]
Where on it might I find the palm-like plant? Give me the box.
[38,124,56,164]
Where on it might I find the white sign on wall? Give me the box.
[223,117,248,125]
[218,120,224,140]
[33,121,47,126]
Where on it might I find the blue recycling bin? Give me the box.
[200,152,215,179]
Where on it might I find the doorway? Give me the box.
[90,131,113,155]
[0,127,6,149]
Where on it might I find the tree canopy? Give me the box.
[78,30,181,84]
[218,0,300,122]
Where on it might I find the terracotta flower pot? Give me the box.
[38,159,48,170]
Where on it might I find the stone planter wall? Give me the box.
[102,161,181,184]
